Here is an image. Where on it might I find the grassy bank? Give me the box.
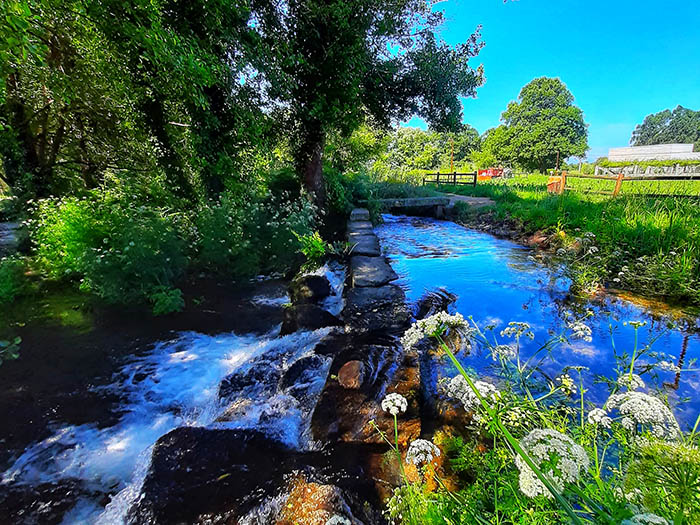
[435,174,700,307]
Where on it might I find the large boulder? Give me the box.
[290,274,332,304]
[344,285,409,334]
[350,256,398,288]
[281,304,342,335]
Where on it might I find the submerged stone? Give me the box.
[337,360,366,389]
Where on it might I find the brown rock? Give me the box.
[276,477,358,525]
[337,360,365,389]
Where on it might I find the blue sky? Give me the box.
[404,0,700,160]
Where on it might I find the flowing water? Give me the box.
[3,218,700,524]
[376,214,700,426]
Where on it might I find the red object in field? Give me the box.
[477,168,503,180]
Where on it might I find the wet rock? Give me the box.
[290,274,332,304]
[346,220,373,234]
[218,356,283,402]
[344,285,410,334]
[276,477,360,525]
[349,208,370,222]
[415,288,457,319]
[281,304,342,335]
[337,360,365,389]
[0,479,107,525]
[527,230,550,249]
[350,256,398,288]
[347,233,381,257]
[127,428,295,524]
[280,354,329,391]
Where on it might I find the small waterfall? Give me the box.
[2,327,335,524]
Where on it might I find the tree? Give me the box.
[631,106,700,149]
[253,0,485,203]
[496,77,588,172]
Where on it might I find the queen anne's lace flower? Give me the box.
[401,312,470,349]
[326,515,351,525]
[515,429,589,498]
[587,408,612,428]
[406,439,441,466]
[500,321,535,340]
[606,391,680,439]
[567,320,593,342]
[490,344,516,361]
[556,373,577,395]
[445,375,499,412]
[621,513,670,525]
[657,360,681,373]
[618,373,645,391]
[381,393,408,416]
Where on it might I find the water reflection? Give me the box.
[376,214,700,428]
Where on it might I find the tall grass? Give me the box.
[437,174,700,307]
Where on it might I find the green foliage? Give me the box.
[293,231,328,264]
[631,106,700,148]
[473,78,588,172]
[0,255,26,303]
[598,158,700,168]
[150,287,185,316]
[30,191,187,308]
[0,336,21,365]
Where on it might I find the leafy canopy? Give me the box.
[631,105,700,149]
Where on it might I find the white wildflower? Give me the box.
[618,373,645,391]
[326,516,351,525]
[556,248,567,256]
[587,408,612,428]
[490,344,516,361]
[515,429,589,498]
[500,321,535,340]
[606,391,680,439]
[445,375,499,412]
[401,312,470,350]
[567,320,593,342]
[381,393,408,416]
[621,513,670,525]
[657,360,680,373]
[556,373,577,395]
[406,439,441,466]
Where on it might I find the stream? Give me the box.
[1,215,699,524]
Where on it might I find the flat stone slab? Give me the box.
[344,285,410,334]
[350,208,370,221]
[376,197,450,207]
[350,256,398,287]
[348,233,380,256]
[445,194,495,208]
[347,220,373,234]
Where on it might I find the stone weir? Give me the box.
[127,209,421,525]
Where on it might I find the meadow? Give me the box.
[434,174,700,307]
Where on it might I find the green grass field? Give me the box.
[432,174,700,307]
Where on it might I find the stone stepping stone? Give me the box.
[350,256,398,287]
[350,208,370,221]
[344,284,409,333]
[347,220,373,234]
[348,233,380,256]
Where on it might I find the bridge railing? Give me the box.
[423,172,477,187]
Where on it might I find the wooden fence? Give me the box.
[547,171,700,198]
[422,172,477,187]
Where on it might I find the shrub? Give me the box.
[30,193,187,312]
[0,256,26,304]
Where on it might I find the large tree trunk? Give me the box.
[296,127,327,208]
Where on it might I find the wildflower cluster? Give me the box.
[445,375,500,413]
[567,320,593,342]
[401,312,470,349]
[606,391,680,439]
[382,393,408,416]
[556,373,577,395]
[515,429,590,498]
[621,513,670,525]
[587,408,612,428]
[325,515,351,525]
[618,373,646,391]
[406,439,441,466]
[500,321,535,340]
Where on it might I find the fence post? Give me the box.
[613,172,624,197]
[436,172,440,186]
[558,171,566,195]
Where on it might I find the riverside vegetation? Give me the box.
[374,312,700,525]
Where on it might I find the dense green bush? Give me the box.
[30,193,187,313]
[0,256,26,304]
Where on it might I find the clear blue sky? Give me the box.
[403,0,700,161]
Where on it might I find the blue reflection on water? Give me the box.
[376,214,700,428]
